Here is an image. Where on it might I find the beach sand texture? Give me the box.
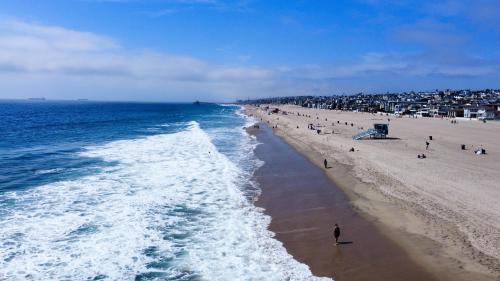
[251,124,437,281]
[246,104,500,280]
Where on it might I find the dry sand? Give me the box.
[246,104,500,280]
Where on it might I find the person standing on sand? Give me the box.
[324,159,328,169]
[426,141,430,150]
[334,224,340,245]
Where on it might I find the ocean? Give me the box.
[0,101,326,280]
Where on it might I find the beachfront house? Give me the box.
[477,105,498,120]
[394,104,407,116]
[429,105,450,117]
[448,108,464,118]
[416,108,430,117]
[464,107,479,119]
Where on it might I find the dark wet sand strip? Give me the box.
[252,124,437,281]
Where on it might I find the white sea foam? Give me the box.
[234,105,258,128]
[0,121,331,281]
[34,168,65,175]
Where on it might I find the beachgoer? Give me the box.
[333,224,340,244]
[426,141,429,150]
[324,159,328,169]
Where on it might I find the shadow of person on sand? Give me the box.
[337,241,353,245]
[369,137,400,140]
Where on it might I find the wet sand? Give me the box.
[251,124,437,281]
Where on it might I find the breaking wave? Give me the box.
[0,121,329,280]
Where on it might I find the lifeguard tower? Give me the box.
[353,123,389,140]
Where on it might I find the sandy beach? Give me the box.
[250,124,437,280]
[246,105,500,280]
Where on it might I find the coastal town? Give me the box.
[239,89,500,120]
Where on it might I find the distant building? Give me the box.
[416,108,430,117]
[477,105,498,120]
[464,107,479,119]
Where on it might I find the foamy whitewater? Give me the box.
[0,102,330,280]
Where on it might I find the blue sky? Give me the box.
[0,0,499,102]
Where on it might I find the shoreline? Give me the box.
[245,105,500,281]
[248,123,437,280]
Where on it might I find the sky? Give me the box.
[0,0,499,102]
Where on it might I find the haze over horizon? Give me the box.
[0,0,499,102]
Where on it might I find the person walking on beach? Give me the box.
[333,224,340,245]
[324,159,328,169]
[426,141,430,150]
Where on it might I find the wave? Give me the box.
[234,106,259,129]
[0,121,330,280]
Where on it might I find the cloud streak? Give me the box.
[0,20,271,79]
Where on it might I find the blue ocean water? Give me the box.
[0,101,328,281]
[0,102,236,191]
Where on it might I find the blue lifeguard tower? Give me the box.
[353,123,389,140]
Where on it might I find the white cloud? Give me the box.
[0,19,282,101]
[0,20,118,51]
[0,19,499,101]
